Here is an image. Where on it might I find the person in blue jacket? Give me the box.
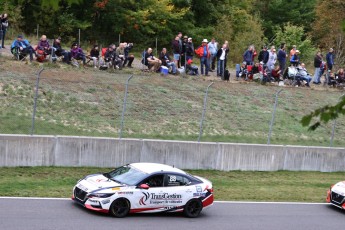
[326,48,334,71]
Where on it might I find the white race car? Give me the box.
[326,181,345,209]
[72,162,214,218]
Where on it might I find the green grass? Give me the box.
[1,56,345,146]
[0,167,343,202]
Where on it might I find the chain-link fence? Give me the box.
[1,67,344,147]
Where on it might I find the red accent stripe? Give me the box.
[85,204,109,213]
[202,194,214,207]
[129,207,164,213]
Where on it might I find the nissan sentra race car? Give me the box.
[72,162,214,218]
[326,181,345,209]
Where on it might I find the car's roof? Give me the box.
[130,162,187,175]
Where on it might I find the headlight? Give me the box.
[87,193,114,198]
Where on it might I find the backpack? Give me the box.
[222,69,230,81]
[195,46,204,58]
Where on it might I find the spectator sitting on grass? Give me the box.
[89,45,99,68]
[37,35,52,55]
[145,47,162,72]
[70,42,86,66]
[53,37,70,64]
[123,42,134,68]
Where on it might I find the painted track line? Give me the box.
[0,196,327,205]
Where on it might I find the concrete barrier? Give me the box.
[0,135,345,172]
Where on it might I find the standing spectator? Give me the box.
[172,36,181,68]
[159,47,177,74]
[123,42,134,68]
[223,40,230,69]
[277,43,287,74]
[89,45,99,68]
[258,45,269,67]
[290,45,297,59]
[312,51,323,84]
[326,48,334,71]
[290,50,300,66]
[243,45,254,66]
[1,13,9,48]
[208,38,218,72]
[181,35,188,68]
[216,43,227,77]
[185,37,194,61]
[267,46,277,71]
[195,39,210,76]
[53,37,70,64]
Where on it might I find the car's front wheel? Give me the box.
[109,198,130,218]
[183,199,203,218]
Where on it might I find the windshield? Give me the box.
[106,165,147,186]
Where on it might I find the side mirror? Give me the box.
[138,184,150,189]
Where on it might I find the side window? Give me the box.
[165,174,190,187]
[142,175,164,188]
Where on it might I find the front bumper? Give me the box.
[327,189,345,209]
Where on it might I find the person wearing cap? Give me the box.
[258,45,269,66]
[11,35,34,61]
[208,38,218,72]
[243,45,254,66]
[185,37,194,62]
[290,50,300,66]
[195,39,211,76]
[159,47,177,74]
[326,48,334,71]
[53,37,70,64]
[186,58,199,75]
[181,35,188,68]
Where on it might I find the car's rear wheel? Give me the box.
[109,198,130,218]
[183,199,203,218]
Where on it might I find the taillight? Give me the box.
[207,188,214,193]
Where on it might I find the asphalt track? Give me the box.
[0,198,344,230]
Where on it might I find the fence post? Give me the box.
[267,89,283,145]
[78,29,81,46]
[119,75,134,139]
[30,68,44,135]
[330,94,344,147]
[198,82,214,142]
[37,24,39,40]
[155,37,158,57]
[118,34,121,45]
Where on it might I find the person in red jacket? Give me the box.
[195,39,211,76]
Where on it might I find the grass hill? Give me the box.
[0,54,344,147]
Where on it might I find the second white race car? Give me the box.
[72,162,214,218]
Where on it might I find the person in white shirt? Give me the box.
[267,46,277,72]
[216,44,228,77]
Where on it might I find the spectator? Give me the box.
[267,46,277,71]
[186,59,199,75]
[216,43,227,77]
[290,50,300,66]
[53,37,70,64]
[290,45,297,59]
[11,35,34,61]
[208,38,218,72]
[298,63,312,87]
[312,51,323,84]
[123,42,134,68]
[223,40,230,69]
[37,35,52,55]
[185,37,194,61]
[89,45,99,68]
[258,45,269,66]
[172,36,181,68]
[336,68,345,83]
[115,43,126,69]
[326,48,334,71]
[145,47,161,72]
[243,45,254,66]
[195,39,210,76]
[104,45,115,67]
[181,35,188,68]
[271,65,281,81]
[1,13,9,48]
[159,47,177,74]
[277,43,287,74]
[70,42,86,66]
